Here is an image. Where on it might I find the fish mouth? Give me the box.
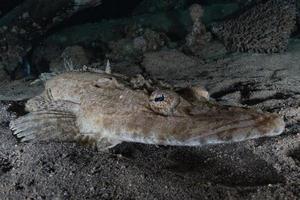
[181,112,286,146]
[212,113,285,143]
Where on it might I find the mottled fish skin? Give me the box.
[10,71,285,148]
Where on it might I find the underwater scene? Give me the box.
[0,0,299,199]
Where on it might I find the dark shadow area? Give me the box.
[54,0,144,30]
[113,142,285,187]
[0,0,24,17]
[0,155,13,176]
[6,101,27,117]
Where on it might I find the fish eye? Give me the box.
[154,95,165,102]
[149,90,180,116]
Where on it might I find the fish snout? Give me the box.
[210,112,286,144]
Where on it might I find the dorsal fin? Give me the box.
[105,59,111,74]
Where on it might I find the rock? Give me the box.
[133,0,241,25]
[0,102,15,126]
[0,67,9,82]
[280,106,300,123]
[108,39,143,63]
[52,45,91,73]
[195,40,227,60]
[43,3,243,51]
[143,39,300,119]
[31,44,64,74]
[108,29,168,63]
[202,3,239,24]
[0,79,43,101]
[133,0,187,15]
[219,91,242,106]
[297,0,300,26]
[0,33,27,74]
[142,49,200,80]
[110,63,143,77]
[0,0,23,18]
[0,0,102,75]
[32,45,93,73]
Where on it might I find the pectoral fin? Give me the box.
[10,109,121,151]
[10,110,79,142]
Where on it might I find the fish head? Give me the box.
[137,88,286,145]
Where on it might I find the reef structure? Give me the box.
[185,4,211,56]
[0,0,102,74]
[211,0,296,53]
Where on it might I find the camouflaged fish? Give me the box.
[10,65,285,150]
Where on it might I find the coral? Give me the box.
[185,4,211,56]
[211,0,296,53]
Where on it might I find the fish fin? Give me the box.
[10,110,79,142]
[10,110,121,150]
[25,95,79,113]
[25,95,50,112]
[74,135,121,151]
[96,138,121,151]
[105,59,111,74]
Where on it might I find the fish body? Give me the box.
[10,71,285,150]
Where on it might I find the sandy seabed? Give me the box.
[0,41,299,200]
